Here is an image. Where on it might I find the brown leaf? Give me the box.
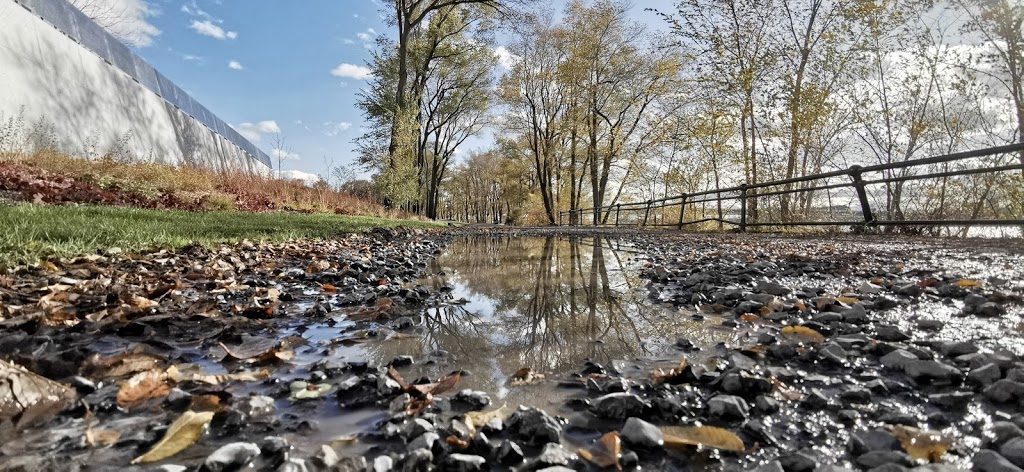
[189,394,223,412]
[85,423,121,448]
[388,366,410,391]
[90,352,165,379]
[0,359,75,428]
[579,431,622,470]
[405,394,433,416]
[219,335,278,360]
[953,279,982,288]
[412,371,462,396]
[887,425,951,462]
[166,365,270,386]
[780,326,825,344]
[661,425,746,453]
[126,295,158,310]
[116,369,170,408]
[131,410,215,464]
[447,435,470,449]
[510,368,545,387]
[321,284,338,293]
[147,282,181,300]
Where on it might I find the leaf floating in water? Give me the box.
[131,410,215,464]
[953,279,982,288]
[661,426,746,453]
[116,369,170,408]
[780,326,825,344]
[290,381,332,400]
[510,368,545,387]
[464,404,508,434]
[579,431,622,470]
[886,425,952,462]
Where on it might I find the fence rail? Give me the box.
[559,143,1024,233]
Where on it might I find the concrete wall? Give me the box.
[0,0,271,172]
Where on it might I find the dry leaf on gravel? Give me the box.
[464,404,508,435]
[887,425,952,462]
[954,279,982,288]
[165,364,269,386]
[780,326,825,344]
[116,369,170,408]
[89,352,166,379]
[661,425,746,453]
[579,431,622,470]
[131,410,215,464]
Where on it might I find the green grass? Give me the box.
[0,204,443,267]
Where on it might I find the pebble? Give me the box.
[1002,438,1024,468]
[591,392,647,420]
[497,440,525,464]
[855,450,913,468]
[986,380,1024,403]
[201,442,261,472]
[779,450,817,472]
[849,429,900,455]
[620,417,663,449]
[708,395,750,420]
[903,360,963,384]
[443,454,486,472]
[880,350,918,370]
[969,363,1003,387]
[452,390,491,410]
[536,443,575,467]
[506,407,562,445]
[974,450,1024,472]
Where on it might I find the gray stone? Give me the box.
[536,443,576,467]
[881,350,918,370]
[708,395,750,420]
[904,360,964,384]
[875,325,911,342]
[991,422,1024,447]
[986,380,1024,403]
[497,440,524,464]
[1001,438,1024,468]
[507,406,562,445]
[408,432,440,452]
[620,417,663,449]
[974,450,1024,472]
[591,392,648,420]
[371,455,393,472]
[751,460,785,472]
[938,341,980,357]
[758,281,792,296]
[401,418,434,439]
[452,390,491,410]
[275,458,309,472]
[856,451,913,469]
[969,363,1003,387]
[443,454,486,472]
[780,450,818,472]
[917,319,945,331]
[843,304,870,323]
[403,449,433,470]
[849,429,901,456]
[977,302,1005,318]
[819,343,849,364]
[202,442,261,472]
[929,391,974,408]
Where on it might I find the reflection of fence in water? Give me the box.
[13,0,271,167]
[563,143,1024,232]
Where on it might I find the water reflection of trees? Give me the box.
[413,236,656,373]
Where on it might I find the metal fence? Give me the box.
[11,0,271,167]
[560,143,1024,232]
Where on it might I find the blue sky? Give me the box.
[128,0,666,182]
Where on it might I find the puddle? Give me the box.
[298,235,738,446]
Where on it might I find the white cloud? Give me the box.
[494,46,518,69]
[356,32,372,42]
[331,63,372,80]
[271,149,301,161]
[321,121,353,136]
[234,120,280,142]
[190,20,236,40]
[279,170,322,186]
[228,60,244,70]
[68,0,161,47]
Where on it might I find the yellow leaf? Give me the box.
[661,425,746,452]
[117,369,170,408]
[887,425,951,462]
[131,410,214,464]
[166,365,269,386]
[953,279,981,288]
[780,326,826,344]
[836,296,859,305]
[464,404,508,435]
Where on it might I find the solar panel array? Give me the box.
[12,0,272,167]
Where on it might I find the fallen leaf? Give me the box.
[85,423,121,448]
[412,371,462,396]
[579,431,622,470]
[447,435,470,449]
[953,279,982,288]
[321,284,338,293]
[510,368,545,387]
[652,359,694,385]
[126,295,158,310]
[836,296,859,305]
[290,381,332,400]
[0,359,75,428]
[464,404,508,435]
[166,365,270,386]
[189,394,223,412]
[219,335,278,360]
[661,425,746,453]
[887,425,951,462]
[90,352,165,379]
[780,326,825,344]
[131,410,215,464]
[117,369,170,408]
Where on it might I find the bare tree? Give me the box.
[68,0,159,48]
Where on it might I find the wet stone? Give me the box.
[403,449,433,470]
[802,389,831,410]
[929,391,974,408]
[371,455,394,472]
[904,360,963,384]
[507,406,562,446]
[840,388,871,404]
[752,460,785,472]
[880,350,918,370]
[620,417,663,449]
[708,395,750,420]
[986,380,1024,403]
[917,319,945,331]
[849,429,900,455]
[977,302,1006,318]
[990,422,1024,447]
[1001,438,1024,468]
[974,450,1024,472]
[856,451,914,469]
[536,443,575,467]
[408,432,440,453]
[969,364,1003,387]
[591,392,648,420]
[201,442,261,472]
[779,450,817,472]
[874,325,910,342]
[452,390,491,410]
[758,281,792,296]
[443,454,486,472]
[497,440,525,465]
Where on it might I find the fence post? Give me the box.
[615,204,622,227]
[677,195,687,230]
[642,200,653,227]
[848,165,874,225]
[739,185,748,233]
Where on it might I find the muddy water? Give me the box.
[297,235,737,447]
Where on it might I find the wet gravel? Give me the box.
[0,226,1022,471]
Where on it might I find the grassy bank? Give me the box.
[0,204,442,266]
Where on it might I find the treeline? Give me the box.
[356,0,1024,227]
